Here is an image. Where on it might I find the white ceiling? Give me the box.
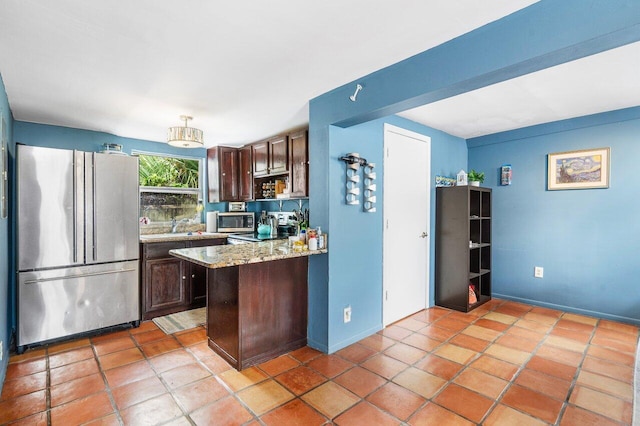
[398,41,640,138]
[1,1,637,147]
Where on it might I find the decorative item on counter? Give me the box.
[501,164,512,186]
[456,170,468,186]
[435,175,456,187]
[363,162,376,213]
[258,224,271,235]
[468,169,485,187]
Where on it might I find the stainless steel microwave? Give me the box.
[217,212,254,233]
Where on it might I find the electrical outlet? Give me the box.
[534,266,544,278]
[343,305,352,323]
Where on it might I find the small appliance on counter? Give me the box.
[228,201,246,212]
[217,211,254,233]
[227,211,297,244]
[206,211,219,232]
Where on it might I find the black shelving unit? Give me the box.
[435,186,492,312]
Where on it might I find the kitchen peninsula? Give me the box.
[170,240,327,370]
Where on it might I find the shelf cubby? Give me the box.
[435,186,492,312]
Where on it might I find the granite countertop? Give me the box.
[139,232,229,243]
[169,239,327,269]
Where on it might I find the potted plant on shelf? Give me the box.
[468,169,485,187]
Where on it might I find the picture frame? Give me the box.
[547,147,610,190]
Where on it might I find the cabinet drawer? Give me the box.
[143,241,187,260]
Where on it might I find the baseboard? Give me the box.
[633,336,639,426]
[327,324,382,354]
[493,293,640,326]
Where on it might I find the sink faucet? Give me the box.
[171,218,178,233]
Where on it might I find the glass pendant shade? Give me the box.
[167,116,204,148]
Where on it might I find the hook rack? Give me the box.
[339,153,376,211]
[339,154,369,167]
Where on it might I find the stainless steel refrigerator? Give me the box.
[17,144,140,350]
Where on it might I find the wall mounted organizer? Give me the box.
[340,153,376,212]
[363,163,376,212]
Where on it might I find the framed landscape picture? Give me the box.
[547,147,610,190]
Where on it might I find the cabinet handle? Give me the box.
[191,274,195,278]
[182,276,186,280]
[222,173,226,176]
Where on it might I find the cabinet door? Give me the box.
[190,263,207,306]
[238,145,253,201]
[289,130,308,197]
[145,258,188,314]
[252,142,269,177]
[189,238,226,306]
[219,147,239,201]
[269,135,288,174]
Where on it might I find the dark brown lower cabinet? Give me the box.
[207,256,308,370]
[141,238,226,320]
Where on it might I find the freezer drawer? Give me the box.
[18,261,140,347]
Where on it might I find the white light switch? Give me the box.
[534,267,544,278]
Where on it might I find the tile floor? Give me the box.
[1,298,638,425]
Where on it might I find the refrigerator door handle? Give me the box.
[72,154,77,263]
[23,267,138,284]
[92,154,98,261]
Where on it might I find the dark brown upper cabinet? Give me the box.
[238,145,253,201]
[253,135,289,177]
[208,146,239,202]
[289,129,308,197]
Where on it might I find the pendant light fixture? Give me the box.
[167,115,204,148]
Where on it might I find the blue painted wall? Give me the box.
[13,121,228,214]
[308,0,640,352]
[468,107,640,324]
[0,74,14,393]
[308,115,466,352]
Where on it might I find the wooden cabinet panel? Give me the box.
[289,130,308,197]
[269,135,288,174]
[145,257,187,313]
[238,145,253,201]
[208,146,239,202]
[207,257,308,370]
[219,147,239,201]
[141,238,226,319]
[252,142,269,177]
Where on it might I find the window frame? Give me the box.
[133,150,205,223]
[133,150,205,198]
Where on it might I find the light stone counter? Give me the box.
[169,239,327,269]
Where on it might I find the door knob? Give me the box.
[419,232,428,238]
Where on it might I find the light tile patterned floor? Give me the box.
[0,299,637,425]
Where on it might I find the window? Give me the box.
[136,152,204,223]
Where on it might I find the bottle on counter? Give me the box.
[308,236,318,251]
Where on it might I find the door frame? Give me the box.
[382,123,431,326]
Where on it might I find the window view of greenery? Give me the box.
[138,154,202,223]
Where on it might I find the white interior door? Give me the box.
[383,124,431,326]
